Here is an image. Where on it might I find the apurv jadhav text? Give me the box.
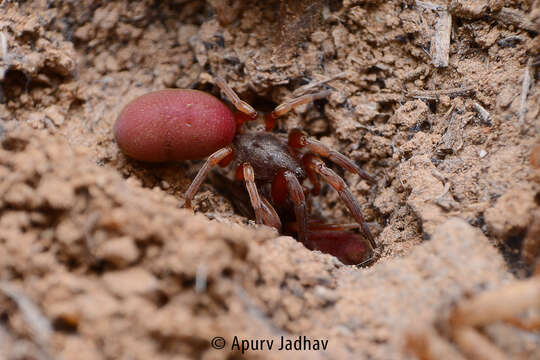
[231,335,328,353]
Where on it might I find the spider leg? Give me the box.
[284,171,308,245]
[283,221,373,265]
[272,170,308,244]
[215,76,257,120]
[304,155,377,249]
[240,166,282,230]
[260,196,282,231]
[290,130,376,184]
[265,90,331,131]
[184,146,234,208]
[207,170,281,231]
[302,155,322,195]
[240,163,265,225]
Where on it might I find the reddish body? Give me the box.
[307,231,371,265]
[114,89,235,162]
[114,80,376,265]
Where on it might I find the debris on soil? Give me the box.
[0,0,539,359]
[406,266,540,360]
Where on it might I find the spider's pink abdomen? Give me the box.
[114,89,236,162]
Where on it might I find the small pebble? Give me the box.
[96,236,139,267]
[161,180,170,190]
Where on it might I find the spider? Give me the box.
[183,77,377,260]
[114,76,377,264]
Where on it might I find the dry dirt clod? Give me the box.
[95,236,139,267]
[484,184,538,240]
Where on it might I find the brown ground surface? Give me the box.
[0,0,539,359]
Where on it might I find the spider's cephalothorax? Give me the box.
[233,132,305,182]
[183,77,377,265]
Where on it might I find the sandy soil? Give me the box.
[0,0,539,359]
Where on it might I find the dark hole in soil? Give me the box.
[2,136,29,152]
[1,69,29,101]
[53,317,78,334]
[500,233,533,277]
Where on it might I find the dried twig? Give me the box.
[415,1,452,68]
[415,1,447,11]
[406,325,467,360]
[406,86,475,100]
[451,277,540,328]
[493,7,538,33]
[0,283,52,343]
[0,282,56,360]
[292,71,349,96]
[431,9,452,68]
[519,58,533,127]
[496,35,524,48]
[473,102,491,123]
[0,31,9,80]
[83,212,100,262]
[195,263,207,293]
[452,326,509,360]
[408,273,540,360]
[0,32,7,61]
